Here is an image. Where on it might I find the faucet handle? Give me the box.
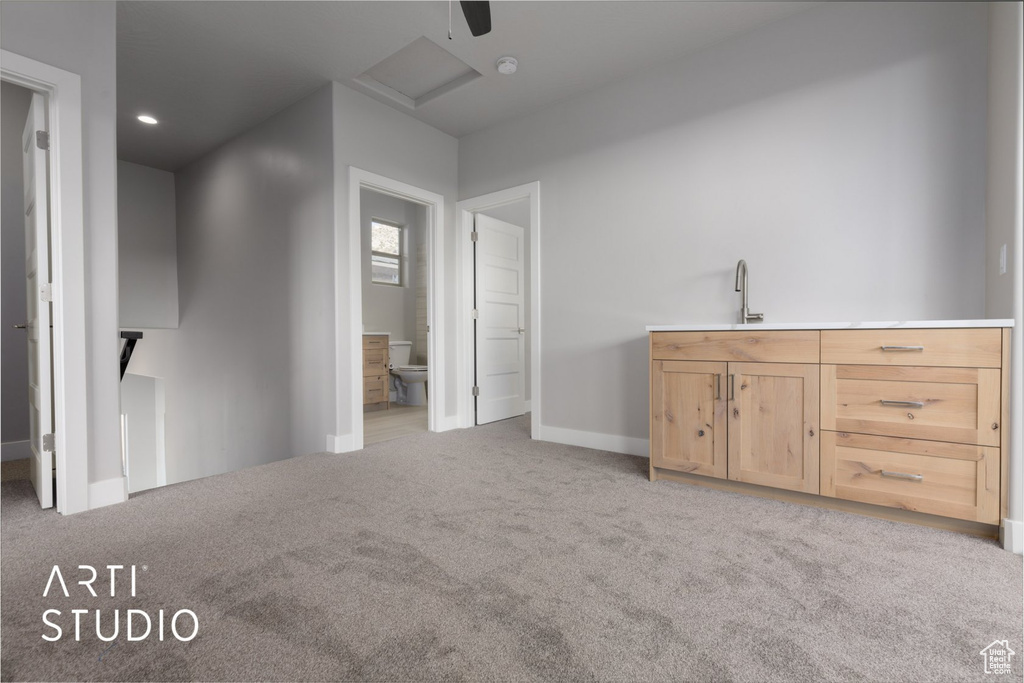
[745,312,764,323]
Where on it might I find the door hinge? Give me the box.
[472,386,480,397]
[36,130,50,150]
[42,433,55,452]
[40,283,53,303]
[471,308,478,319]
[471,231,478,242]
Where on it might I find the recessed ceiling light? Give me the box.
[137,114,158,125]
[496,57,518,75]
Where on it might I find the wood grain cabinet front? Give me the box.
[362,335,389,410]
[651,360,727,478]
[650,325,1010,534]
[649,340,820,493]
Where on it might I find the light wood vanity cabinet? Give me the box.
[363,335,389,411]
[650,331,821,494]
[650,325,1011,532]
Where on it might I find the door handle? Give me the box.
[12,323,27,329]
[728,374,735,401]
[715,374,721,400]
[517,328,525,334]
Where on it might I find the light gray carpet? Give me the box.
[2,416,1021,682]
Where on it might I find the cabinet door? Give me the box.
[651,360,727,478]
[727,362,819,493]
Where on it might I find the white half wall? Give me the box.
[459,2,990,444]
[128,85,336,484]
[1,0,122,486]
[117,160,179,329]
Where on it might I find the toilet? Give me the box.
[387,340,428,406]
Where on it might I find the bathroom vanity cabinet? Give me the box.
[648,322,1012,534]
[363,334,389,411]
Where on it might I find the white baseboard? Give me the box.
[1,440,32,462]
[1002,518,1023,554]
[433,415,462,432]
[535,424,649,457]
[88,476,127,510]
[327,433,361,454]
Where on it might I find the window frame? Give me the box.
[370,219,404,287]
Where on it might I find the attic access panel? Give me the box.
[355,36,482,110]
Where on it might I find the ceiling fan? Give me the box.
[450,0,491,38]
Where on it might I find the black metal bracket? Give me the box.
[120,331,143,381]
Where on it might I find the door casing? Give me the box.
[457,182,541,436]
[2,50,89,514]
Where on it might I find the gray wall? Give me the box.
[1,1,122,484]
[128,85,335,484]
[117,160,179,329]
[459,2,990,442]
[360,188,424,360]
[477,201,531,403]
[985,2,1023,532]
[1,82,32,447]
[332,81,459,438]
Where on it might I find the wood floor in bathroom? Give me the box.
[363,404,428,446]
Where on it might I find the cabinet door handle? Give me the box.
[880,399,925,409]
[715,374,721,400]
[880,345,924,352]
[728,374,735,401]
[880,470,924,482]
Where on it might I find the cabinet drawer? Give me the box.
[363,335,388,349]
[820,432,999,524]
[363,349,387,375]
[651,331,819,363]
[821,365,1001,446]
[820,328,1001,368]
[363,376,387,404]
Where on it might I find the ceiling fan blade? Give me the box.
[460,1,491,37]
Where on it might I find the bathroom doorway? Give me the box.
[360,188,429,445]
[345,168,447,452]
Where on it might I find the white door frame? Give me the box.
[456,182,541,437]
[2,50,89,514]
[344,167,446,451]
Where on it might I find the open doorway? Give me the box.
[1,50,89,514]
[360,189,430,445]
[346,168,446,451]
[457,182,541,436]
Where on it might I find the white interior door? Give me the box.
[23,92,53,509]
[474,214,526,424]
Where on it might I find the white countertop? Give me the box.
[646,319,1014,332]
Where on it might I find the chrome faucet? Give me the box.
[734,259,764,324]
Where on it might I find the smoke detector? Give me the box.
[496,57,518,75]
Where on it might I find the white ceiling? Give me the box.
[117,1,810,171]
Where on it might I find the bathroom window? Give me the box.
[371,221,403,286]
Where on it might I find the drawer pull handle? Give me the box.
[880,470,923,482]
[880,345,924,352]
[880,399,924,409]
